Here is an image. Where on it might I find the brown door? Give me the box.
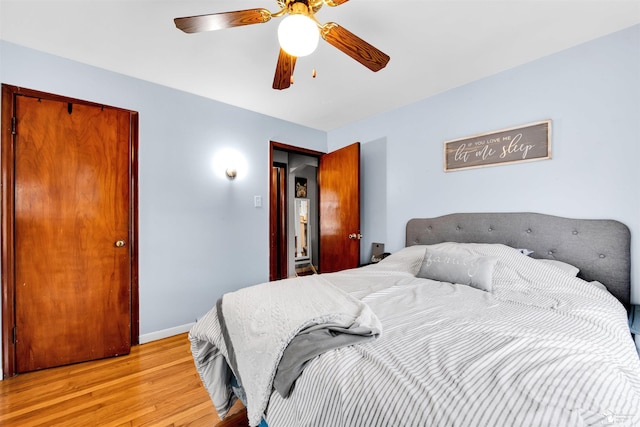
[3,87,137,374]
[318,142,361,273]
[269,163,288,281]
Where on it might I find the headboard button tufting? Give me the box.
[572,230,578,235]
[599,254,606,259]
[488,227,493,232]
[526,229,532,233]
[548,250,554,255]
[456,226,461,230]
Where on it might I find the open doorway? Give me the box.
[269,141,362,281]
[270,142,322,280]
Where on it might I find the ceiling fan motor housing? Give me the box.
[279,0,324,14]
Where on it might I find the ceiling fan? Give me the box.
[174,0,390,90]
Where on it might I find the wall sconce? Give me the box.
[225,168,237,180]
[213,148,247,181]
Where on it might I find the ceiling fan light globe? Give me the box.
[278,14,319,57]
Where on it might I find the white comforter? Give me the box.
[190,243,640,427]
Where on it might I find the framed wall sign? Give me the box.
[444,120,551,172]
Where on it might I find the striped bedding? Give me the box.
[190,243,640,427]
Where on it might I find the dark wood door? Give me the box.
[269,163,288,281]
[318,142,361,273]
[10,92,133,373]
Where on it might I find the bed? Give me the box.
[190,212,640,427]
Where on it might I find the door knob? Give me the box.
[348,233,363,240]
[115,240,126,247]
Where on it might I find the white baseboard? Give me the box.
[138,322,195,344]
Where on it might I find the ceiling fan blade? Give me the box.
[174,9,271,33]
[324,0,350,6]
[273,49,297,90]
[321,23,390,72]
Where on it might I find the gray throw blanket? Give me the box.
[274,322,379,397]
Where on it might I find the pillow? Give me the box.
[416,247,498,292]
[538,259,580,277]
[589,280,608,292]
[372,245,429,274]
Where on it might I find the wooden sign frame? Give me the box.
[444,120,551,172]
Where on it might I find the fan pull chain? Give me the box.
[312,68,317,78]
[289,54,295,85]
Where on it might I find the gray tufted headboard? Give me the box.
[406,212,631,307]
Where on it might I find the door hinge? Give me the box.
[12,326,17,344]
[11,117,17,135]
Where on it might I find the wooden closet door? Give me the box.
[13,95,132,372]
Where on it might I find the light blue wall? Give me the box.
[0,41,327,339]
[360,138,387,264]
[330,25,640,304]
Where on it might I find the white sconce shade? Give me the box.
[277,14,319,57]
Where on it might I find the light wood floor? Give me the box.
[0,333,246,426]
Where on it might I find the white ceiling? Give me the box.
[1,0,639,131]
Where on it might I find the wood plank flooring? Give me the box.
[0,333,247,426]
